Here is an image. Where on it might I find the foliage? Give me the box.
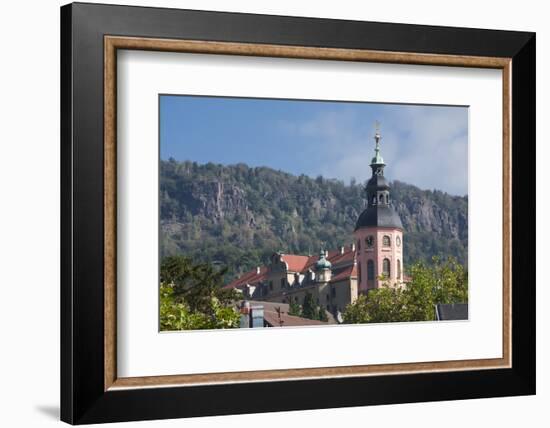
[317,307,328,322]
[288,300,301,317]
[160,160,468,283]
[159,256,241,331]
[342,257,468,324]
[301,293,318,320]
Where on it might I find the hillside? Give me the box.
[160,159,468,281]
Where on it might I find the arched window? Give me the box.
[367,260,375,280]
[357,240,361,251]
[386,194,389,204]
[383,258,391,277]
[379,194,384,203]
[372,195,377,205]
[383,235,391,246]
[397,259,402,279]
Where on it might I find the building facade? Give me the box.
[224,246,358,318]
[225,128,404,317]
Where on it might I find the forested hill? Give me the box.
[160,159,468,280]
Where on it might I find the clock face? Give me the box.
[396,236,401,247]
[366,236,374,248]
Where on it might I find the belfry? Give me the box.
[354,124,404,292]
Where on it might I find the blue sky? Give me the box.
[160,95,468,196]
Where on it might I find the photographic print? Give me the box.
[159,95,469,331]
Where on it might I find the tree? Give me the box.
[159,256,241,331]
[288,300,301,317]
[343,257,468,324]
[301,292,319,320]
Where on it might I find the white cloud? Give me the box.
[277,104,468,195]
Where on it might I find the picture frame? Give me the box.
[60,2,535,424]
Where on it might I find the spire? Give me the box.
[371,121,385,166]
[355,121,404,231]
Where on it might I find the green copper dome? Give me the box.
[370,131,385,165]
[316,250,332,270]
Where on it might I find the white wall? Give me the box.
[0,0,546,427]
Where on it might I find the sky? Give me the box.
[160,95,468,196]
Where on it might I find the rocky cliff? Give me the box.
[160,159,468,279]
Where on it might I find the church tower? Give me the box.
[354,125,404,292]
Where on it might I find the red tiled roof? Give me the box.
[330,263,358,283]
[245,300,338,325]
[225,246,357,288]
[224,266,268,289]
[327,248,355,267]
[263,310,328,327]
[280,254,312,272]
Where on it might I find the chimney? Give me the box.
[340,246,345,254]
[325,250,329,257]
[351,242,356,251]
[256,266,261,275]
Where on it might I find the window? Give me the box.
[379,194,384,202]
[383,235,391,246]
[397,259,402,279]
[331,287,336,298]
[326,294,329,302]
[366,235,374,248]
[358,263,362,283]
[367,260,375,280]
[269,281,273,291]
[357,240,361,251]
[383,258,391,276]
[280,278,286,289]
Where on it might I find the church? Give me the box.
[224,128,405,317]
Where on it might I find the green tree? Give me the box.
[301,292,319,320]
[160,256,241,331]
[288,300,301,317]
[343,257,467,324]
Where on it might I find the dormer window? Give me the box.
[383,235,391,247]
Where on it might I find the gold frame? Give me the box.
[104,36,512,391]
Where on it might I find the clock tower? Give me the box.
[354,125,404,292]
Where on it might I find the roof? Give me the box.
[253,302,329,327]
[280,254,313,272]
[327,248,355,267]
[225,246,357,289]
[330,263,358,283]
[435,303,468,321]
[224,266,268,289]
[247,300,337,325]
[355,205,403,230]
